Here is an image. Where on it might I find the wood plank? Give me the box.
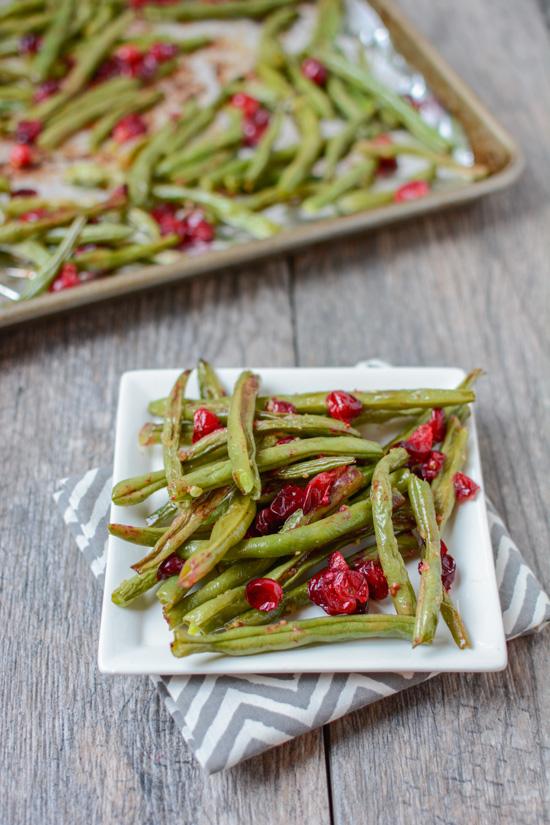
[290,0,550,821]
[0,260,331,825]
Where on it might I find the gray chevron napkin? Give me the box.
[54,469,550,773]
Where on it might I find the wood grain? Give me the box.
[1,1,549,823]
[291,1,550,822]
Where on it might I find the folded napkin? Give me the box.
[54,360,550,773]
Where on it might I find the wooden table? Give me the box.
[2,1,549,822]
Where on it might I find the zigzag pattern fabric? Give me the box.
[53,466,550,773]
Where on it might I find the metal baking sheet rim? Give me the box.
[0,0,524,331]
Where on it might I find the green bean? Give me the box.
[89,88,163,151]
[259,6,298,67]
[245,109,284,190]
[358,139,488,181]
[111,568,159,607]
[440,594,471,649]
[0,11,50,36]
[326,76,365,120]
[431,416,468,529]
[318,50,450,153]
[176,436,382,498]
[39,76,137,128]
[162,369,191,499]
[0,0,44,21]
[158,111,242,175]
[159,100,211,158]
[133,488,228,574]
[256,62,294,98]
[2,196,72,218]
[303,158,376,214]
[197,358,226,400]
[108,523,166,547]
[283,465,366,531]
[0,86,32,102]
[146,0,298,22]
[32,0,74,82]
[227,371,262,498]
[172,613,415,657]
[307,0,342,51]
[274,455,356,480]
[146,500,179,528]
[46,223,132,245]
[0,240,50,268]
[127,122,174,207]
[277,102,322,196]
[74,235,179,272]
[167,150,233,185]
[371,448,416,615]
[286,58,334,119]
[63,162,123,190]
[112,470,168,507]
[127,207,161,241]
[408,475,443,645]
[176,492,256,592]
[0,190,126,245]
[153,184,280,239]
[19,215,85,300]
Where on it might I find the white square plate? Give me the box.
[98,366,507,675]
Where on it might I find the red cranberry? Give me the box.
[149,41,178,62]
[308,551,369,615]
[116,44,143,65]
[352,559,389,600]
[276,436,296,445]
[269,484,305,519]
[230,92,260,117]
[112,113,147,143]
[302,467,346,514]
[187,217,215,244]
[429,408,446,443]
[10,188,38,198]
[373,133,398,173]
[266,398,297,414]
[49,263,80,292]
[395,180,430,203]
[417,449,445,482]
[254,507,280,536]
[441,552,456,591]
[245,577,283,611]
[34,80,60,102]
[10,144,33,169]
[192,407,223,443]
[19,33,42,55]
[243,107,270,147]
[15,119,42,145]
[94,56,123,82]
[301,57,328,86]
[453,472,480,502]
[402,423,434,462]
[157,553,184,580]
[20,209,48,222]
[326,390,363,422]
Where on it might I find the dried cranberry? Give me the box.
[276,436,296,445]
[308,551,369,615]
[187,216,215,244]
[417,449,445,482]
[326,390,363,422]
[10,144,33,169]
[395,180,430,203]
[301,57,328,86]
[373,133,398,173]
[441,552,456,591]
[243,107,270,147]
[266,398,297,414]
[112,113,148,143]
[157,553,184,580]
[192,407,223,443]
[49,263,80,292]
[33,80,60,103]
[230,92,260,117]
[20,209,48,222]
[402,423,434,462]
[254,507,280,536]
[303,467,346,514]
[10,188,37,198]
[269,484,305,519]
[352,559,389,600]
[245,577,283,611]
[94,56,123,82]
[116,44,143,66]
[149,41,178,62]
[15,119,42,145]
[19,33,42,56]
[429,408,446,443]
[453,472,480,502]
